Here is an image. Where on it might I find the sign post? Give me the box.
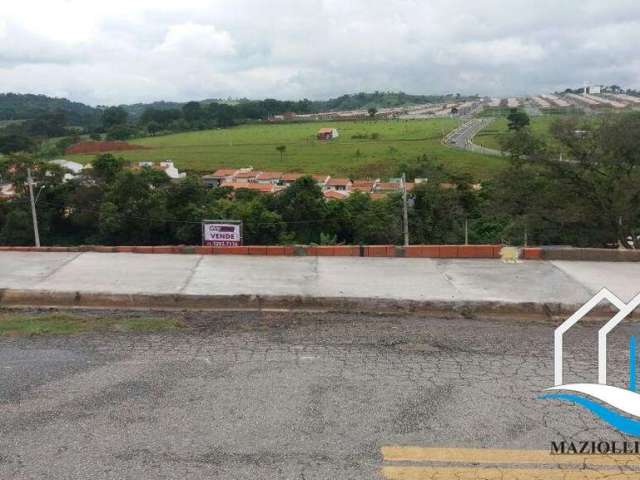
[202,220,243,247]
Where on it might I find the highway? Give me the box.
[1,310,638,479]
[445,117,501,156]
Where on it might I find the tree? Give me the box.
[26,110,68,137]
[106,124,137,141]
[92,154,127,183]
[507,109,530,131]
[146,121,161,136]
[216,105,236,128]
[368,107,378,118]
[276,145,286,161]
[274,176,327,243]
[0,134,34,155]
[0,208,33,245]
[182,101,203,123]
[101,106,128,129]
[98,171,169,244]
[494,112,640,248]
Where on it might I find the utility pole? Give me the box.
[402,173,409,247]
[27,168,40,247]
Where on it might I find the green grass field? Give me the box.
[67,119,507,180]
[474,115,578,151]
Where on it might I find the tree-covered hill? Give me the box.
[311,91,475,111]
[0,93,100,126]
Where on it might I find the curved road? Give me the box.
[445,117,503,156]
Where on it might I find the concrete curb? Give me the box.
[0,288,623,321]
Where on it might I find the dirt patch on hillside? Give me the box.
[65,141,148,155]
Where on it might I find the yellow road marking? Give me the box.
[382,466,640,480]
[382,446,640,466]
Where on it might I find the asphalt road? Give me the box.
[1,310,639,479]
[446,117,501,156]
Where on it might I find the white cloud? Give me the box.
[0,0,639,104]
[154,23,235,57]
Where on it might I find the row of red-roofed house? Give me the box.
[201,167,434,200]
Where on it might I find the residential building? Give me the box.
[324,177,352,192]
[159,161,186,180]
[255,171,283,185]
[234,168,257,183]
[220,182,276,193]
[351,180,378,193]
[281,173,305,186]
[374,182,401,192]
[50,159,85,182]
[312,175,330,189]
[137,160,186,180]
[323,190,349,201]
[202,168,238,188]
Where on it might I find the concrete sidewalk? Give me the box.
[1,252,639,316]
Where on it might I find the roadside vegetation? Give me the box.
[0,152,503,246]
[474,114,581,152]
[0,312,186,336]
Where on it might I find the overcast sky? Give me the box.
[1,0,639,105]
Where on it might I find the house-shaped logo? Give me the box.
[543,288,640,437]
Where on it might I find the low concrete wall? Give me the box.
[3,244,637,261]
[0,244,503,259]
[521,247,640,262]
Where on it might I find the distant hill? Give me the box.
[124,92,475,117]
[120,98,235,119]
[0,93,100,126]
[0,91,478,126]
[118,100,187,119]
[310,91,474,111]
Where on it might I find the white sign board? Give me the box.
[202,221,242,247]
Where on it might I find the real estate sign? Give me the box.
[202,220,242,247]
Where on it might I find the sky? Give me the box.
[1,0,639,105]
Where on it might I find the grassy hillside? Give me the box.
[474,115,579,151]
[67,118,506,180]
